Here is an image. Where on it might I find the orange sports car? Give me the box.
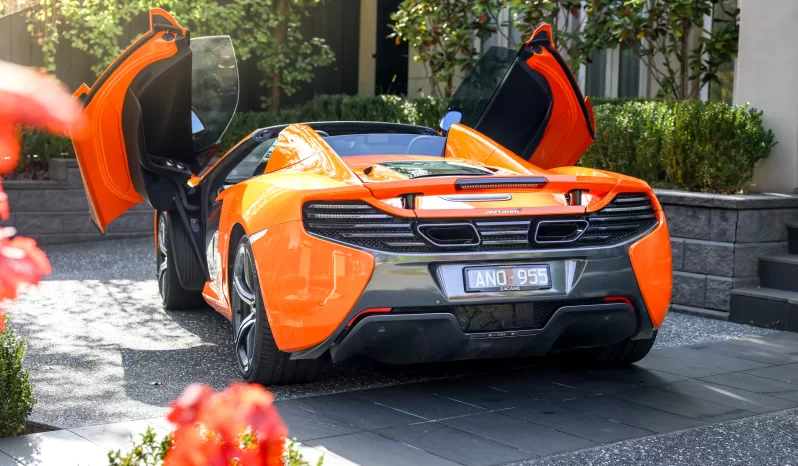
[70,9,671,384]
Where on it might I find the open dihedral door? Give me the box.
[447,24,595,169]
[70,9,238,232]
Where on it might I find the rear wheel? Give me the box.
[565,331,657,366]
[157,213,205,310]
[231,235,320,385]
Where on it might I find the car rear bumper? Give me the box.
[328,302,639,364]
[291,220,665,363]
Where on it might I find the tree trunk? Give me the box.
[270,0,288,112]
[679,20,691,100]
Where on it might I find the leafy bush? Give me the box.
[0,317,36,437]
[19,93,776,194]
[581,101,777,194]
[108,427,320,466]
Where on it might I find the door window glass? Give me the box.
[191,36,240,153]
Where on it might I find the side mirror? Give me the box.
[191,110,206,139]
[439,109,463,134]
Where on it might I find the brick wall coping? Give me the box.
[655,189,798,210]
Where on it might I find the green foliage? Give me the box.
[19,130,75,170]
[25,0,334,110]
[581,101,776,194]
[107,427,320,466]
[389,0,498,97]
[582,0,740,100]
[501,0,590,69]
[0,317,36,438]
[108,427,169,466]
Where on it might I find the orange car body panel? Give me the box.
[248,222,375,351]
[524,24,594,169]
[69,9,186,232]
[629,211,673,329]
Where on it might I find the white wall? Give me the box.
[735,0,798,193]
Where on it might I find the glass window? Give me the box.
[618,47,641,98]
[585,50,606,98]
[225,137,276,183]
[324,134,446,157]
[709,0,738,103]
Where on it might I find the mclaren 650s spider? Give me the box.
[70,9,672,384]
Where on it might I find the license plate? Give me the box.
[464,265,551,292]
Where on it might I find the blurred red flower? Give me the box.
[165,383,288,466]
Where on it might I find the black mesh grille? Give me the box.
[397,301,562,332]
[303,194,657,253]
[574,193,658,246]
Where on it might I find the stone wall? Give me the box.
[4,159,152,245]
[656,189,798,318]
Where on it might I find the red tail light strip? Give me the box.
[603,296,635,309]
[346,308,392,327]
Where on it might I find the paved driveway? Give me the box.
[6,238,797,465]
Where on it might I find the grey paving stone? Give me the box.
[651,346,771,371]
[307,431,460,466]
[688,339,798,365]
[289,443,357,466]
[710,208,738,242]
[274,401,363,441]
[0,452,17,466]
[563,395,705,434]
[683,240,734,277]
[744,364,798,384]
[377,422,532,466]
[70,419,168,453]
[634,353,737,378]
[705,276,733,311]
[289,393,424,431]
[671,271,706,307]
[143,417,175,431]
[671,238,685,271]
[542,366,686,395]
[613,386,755,422]
[0,430,109,466]
[699,372,798,402]
[658,379,798,414]
[348,385,484,420]
[500,403,654,444]
[440,411,595,457]
[733,242,788,277]
[663,205,711,239]
[43,190,89,211]
[466,373,585,402]
[413,377,535,410]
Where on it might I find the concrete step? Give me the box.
[729,287,798,331]
[788,223,798,254]
[759,254,798,292]
[670,304,729,321]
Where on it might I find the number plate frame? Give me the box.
[463,264,552,293]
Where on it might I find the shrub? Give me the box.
[581,101,777,194]
[0,317,36,437]
[107,426,319,465]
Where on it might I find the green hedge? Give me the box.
[20,95,776,194]
[0,318,35,438]
[581,101,776,194]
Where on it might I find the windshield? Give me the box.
[324,134,446,157]
[448,46,518,128]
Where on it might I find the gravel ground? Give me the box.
[5,238,782,428]
[509,408,798,466]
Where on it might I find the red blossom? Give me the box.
[164,384,287,466]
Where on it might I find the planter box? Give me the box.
[655,189,798,319]
[4,159,152,245]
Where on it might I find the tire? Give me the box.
[230,235,321,385]
[157,212,206,310]
[565,330,657,366]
